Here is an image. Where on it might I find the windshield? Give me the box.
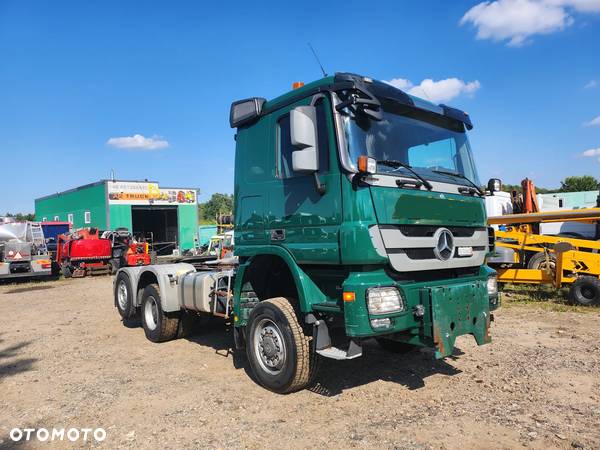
[343,99,481,186]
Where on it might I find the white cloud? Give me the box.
[460,0,572,46]
[386,78,413,91]
[549,0,600,12]
[385,78,481,103]
[581,147,600,162]
[107,134,169,150]
[583,115,600,127]
[460,0,600,46]
[584,80,598,88]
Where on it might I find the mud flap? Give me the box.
[427,281,491,359]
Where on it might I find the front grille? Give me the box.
[392,225,483,238]
[386,266,481,282]
[404,248,435,260]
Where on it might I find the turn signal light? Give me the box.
[292,81,305,89]
[343,292,355,302]
[357,155,377,174]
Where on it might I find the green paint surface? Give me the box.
[35,182,107,229]
[108,204,132,230]
[370,186,486,226]
[177,205,198,251]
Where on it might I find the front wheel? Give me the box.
[140,283,180,342]
[569,276,600,306]
[246,297,319,394]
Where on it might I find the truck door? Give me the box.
[267,95,342,264]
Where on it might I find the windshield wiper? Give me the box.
[377,160,433,191]
[432,169,484,197]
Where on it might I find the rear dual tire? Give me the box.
[114,272,137,320]
[140,283,180,342]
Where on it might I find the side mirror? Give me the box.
[290,106,319,173]
[487,178,502,195]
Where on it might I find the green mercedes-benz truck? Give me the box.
[113,73,499,393]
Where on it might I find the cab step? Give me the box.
[316,340,362,360]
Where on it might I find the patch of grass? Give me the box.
[500,283,597,313]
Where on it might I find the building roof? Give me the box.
[35,179,198,202]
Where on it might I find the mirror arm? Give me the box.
[313,172,326,196]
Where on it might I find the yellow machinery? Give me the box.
[488,208,600,305]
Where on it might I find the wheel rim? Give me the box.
[253,318,286,375]
[117,280,128,310]
[144,296,159,331]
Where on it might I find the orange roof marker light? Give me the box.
[343,291,356,302]
[292,81,305,89]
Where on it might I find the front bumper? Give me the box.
[342,266,497,358]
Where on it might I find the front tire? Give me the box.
[569,276,600,306]
[246,297,319,394]
[140,283,180,342]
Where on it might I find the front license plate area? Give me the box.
[428,281,491,359]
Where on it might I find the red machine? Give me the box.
[106,229,151,268]
[56,228,150,278]
[56,228,112,277]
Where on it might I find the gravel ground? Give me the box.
[1,276,599,449]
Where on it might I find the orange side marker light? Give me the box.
[343,292,356,302]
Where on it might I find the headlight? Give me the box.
[367,287,404,315]
[487,276,498,296]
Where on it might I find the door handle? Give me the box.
[270,229,285,241]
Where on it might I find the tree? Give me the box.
[4,212,35,221]
[500,184,558,194]
[198,193,233,223]
[559,176,599,193]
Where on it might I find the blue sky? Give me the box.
[1,0,599,213]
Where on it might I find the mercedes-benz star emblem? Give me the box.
[433,228,454,261]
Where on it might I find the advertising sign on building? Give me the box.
[107,181,197,205]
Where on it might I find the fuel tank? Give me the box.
[180,270,233,314]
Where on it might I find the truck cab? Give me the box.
[230,73,497,390]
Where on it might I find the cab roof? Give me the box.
[232,72,473,130]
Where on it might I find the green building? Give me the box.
[35,180,198,255]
